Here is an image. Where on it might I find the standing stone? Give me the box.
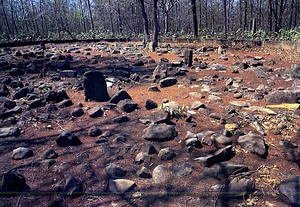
[184,50,193,67]
[83,71,110,102]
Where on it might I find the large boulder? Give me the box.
[84,71,110,102]
[238,131,266,156]
[279,176,300,206]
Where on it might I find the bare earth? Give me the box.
[0,41,299,207]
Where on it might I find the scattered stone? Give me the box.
[148,86,161,92]
[84,71,110,102]
[118,99,138,113]
[71,107,84,117]
[142,124,178,142]
[265,90,300,104]
[105,163,127,178]
[159,77,177,88]
[64,173,83,197]
[0,127,20,138]
[153,165,168,184]
[112,115,130,123]
[109,90,132,104]
[57,99,73,108]
[135,152,151,164]
[230,101,251,108]
[145,99,158,110]
[31,159,56,169]
[136,166,152,178]
[12,147,34,160]
[60,70,77,78]
[238,131,266,156]
[190,101,205,110]
[109,179,136,193]
[153,63,169,82]
[221,177,255,198]
[211,133,232,145]
[12,87,31,100]
[1,171,30,193]
[88,106,103,118]
[42,148,58,159]
[194,145,233,167]
[291,64,300,79]
[56,131,82,147]
[201,162,249,181]
[279,176,300,206]
[172,162,194,176]
[158,147,176,160]
[88,126,102,137]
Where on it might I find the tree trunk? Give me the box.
[86,0,94,31]
[191,0,198,38]
[153,0,159,48]
[137,0,150,44]
[223,0,227,38]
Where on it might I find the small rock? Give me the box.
[145,99,158,110]
[42,148,58,159]
[118,99,138,113]
[172,162,194,176]
[71,108,84,117]
[60,70,77,78]
[57,99,73,108]
[12,147,34,160]
[64,173,83,197]
[221,177,255,198]
[88,126,102,137]
[142,124,178,142]
[136,166,152,178]
[88,106,103,118]
[153,165,168,184]
[159,77,177,88]
[1,171,30,193]
[109,90,132,104]
[109,179,136,193]
[112,115,130,123]
[158,147,176,160]
[56,131,82,147]
[238,131,266,156]
[105,163,127,178]
[0,127,20,138]
[135,152,151,164]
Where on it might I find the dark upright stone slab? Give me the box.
[84,71,110,102]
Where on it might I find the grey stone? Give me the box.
[0,127,20,138]
[142,124,178,142]
[197,130,216,146]
[291,64,300,79]
[172,162,194,176]
[190,101,205,110]
[57,99,73,108]
[158,147,176,160]
[44,90,70,103]
[12,87,31,100]
[88,106,103,118]
[279,176,300,206]
[194,145,233,166]
[211,133,232,145]
[105,163,127,178]
[109,90,132,104]
[201,162,249,181]
[42,148,58,159]
[153,165,168,184]
[28,98,46,109]
[137,166,152,178]
[265,90,300,104]
[71,108,84,117]
[112,115,130,123]
[118,99,138,113]
[135,152,151,164]
[64,173,83,197]
[1,171,30,193]
[148,86,161,92]
[88,126,102,137]
[84,71,110,102]
[12,147,34,160]
[184,50,193,67]
[159,77,177,88]
[147,110,170,124]
[31,159,56,169]
[60,70,77,78]
[238,131,266,156]
[145,99,158,110]
[109,179,136,193]
[221,177,255,198]
[153,63,169,82]
[56,131,82,147]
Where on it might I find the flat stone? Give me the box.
[60,70,77,78]
[190,101,205,110]
[142,124,178,142]
[194,145,233,167]
[221,177,255,198]
[0,127,20,138]
[238,131,266,156]
[279,176,300,206]
[159,77,178,88]
[109,179,136,193]
[118,99,138,113]
[172,162,194,176]
[105,163,127,178]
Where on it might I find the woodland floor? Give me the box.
[0,41,300,207]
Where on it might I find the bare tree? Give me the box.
[191,0,198,37]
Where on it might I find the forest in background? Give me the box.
[0,0,299,43]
